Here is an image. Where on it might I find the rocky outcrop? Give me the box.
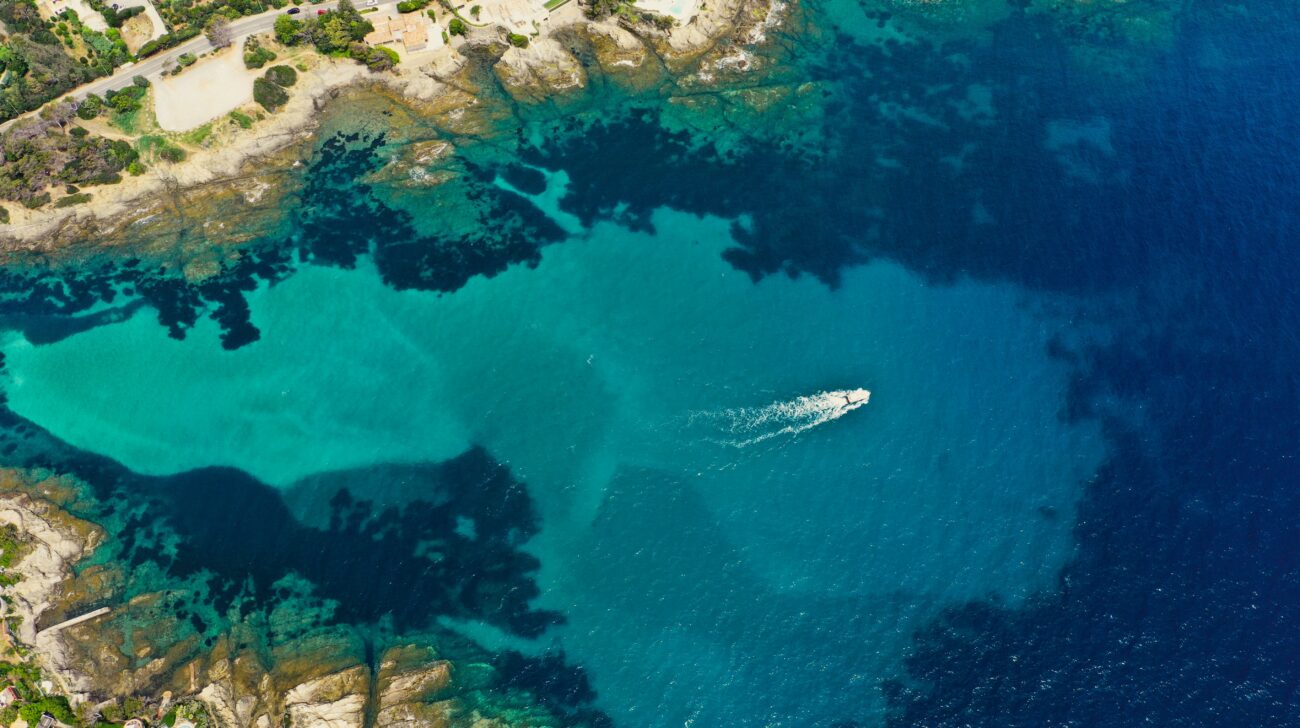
[0,474,105,702]
[493,38,588,103]
[284,665,370,728]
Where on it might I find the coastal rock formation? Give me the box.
[493,39,588,103]
[283,666,369,728]
[0,468,592,727]
[0,475,105,703]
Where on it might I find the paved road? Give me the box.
[0,0,399,130]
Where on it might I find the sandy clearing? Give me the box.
[154,47,258,132]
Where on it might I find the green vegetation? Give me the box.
[137,134,186,162]
[244,35,279,68]
[18,696,75,726]
[229,109,255,128]
[275,0,389,68]
[469,4,480,18]
[176,52,198,67]
[181,122,213,145]
[0,0,109,120]
[155,0,286,43]
[109,106,141,133]
[0,112,138,205]
[274,14,303,45]
[0,662,78,728]
[396,0,428,13]
[87,0,145,27]
[542,0,572,10]
[582,0,672,26]
[105,83,147,113]
[253,76,288,111]
[274,1,405,71]
[53,191,92,207]
[506,32,528,48]
[136,26,203,58]
[447,17,466,35]
[135,133,166,155]
[370,45,399,70]
[0,206,9,224]
[75,93,103,119]
[264,64,298,87]
[0,523,29,585]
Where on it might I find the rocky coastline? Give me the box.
[0,469,586,727]
[0,0,790,261]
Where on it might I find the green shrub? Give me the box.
[21,193,51,209]
[274,14,302,45]
[176,52,197,67]
[127,160,145,175]
[264,64,297,87]
[77,93,103,118]
[69,125,89,137]
[426,8,436,20]
[396,0,426,12]
[229,109,254,128]
[54,192,92,207]
[253,77,289,111]
[367,45,399,70]
[469,4,480,18]
[132,74,149,87]
[0,206,9,224]
[158,145,186,162]
[506,32,527,47]
[447,17,466,35]
[108,92,140,112]
[244,45,277,68]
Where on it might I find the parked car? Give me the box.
[286,6,302,13]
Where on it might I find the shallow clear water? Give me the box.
[4,199,1102,724]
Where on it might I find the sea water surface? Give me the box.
[3,202,1102,724]
[2,0,1299,724]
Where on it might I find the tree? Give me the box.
[366,45,398,71]
[205,16,232,48]
[274,14,302,45]
[75,93,102,119]
[448,17,466,35]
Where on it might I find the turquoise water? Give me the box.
[3,198,1102,723]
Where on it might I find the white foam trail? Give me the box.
[691,388,870,447]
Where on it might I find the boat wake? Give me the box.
[690,388,870,448]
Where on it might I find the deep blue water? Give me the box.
[0,0,1298,725]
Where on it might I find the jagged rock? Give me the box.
[375,700,455,728]
[284,665,370,728]
[493,38,587,102]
